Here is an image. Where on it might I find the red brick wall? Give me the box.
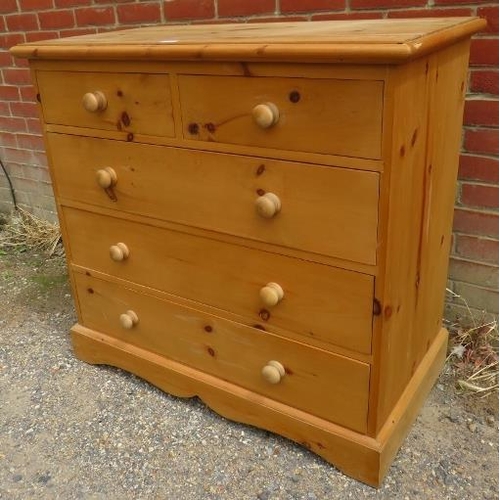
[0,0,498,318]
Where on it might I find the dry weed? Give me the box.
[0,207,62,256]
[445,288,499,397]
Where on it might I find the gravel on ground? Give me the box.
[0,251,498,500]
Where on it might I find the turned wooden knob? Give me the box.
[255,192,281,218]
[82,91,107,112]
[96,167,117,189]
[262,360,285,384]
[109,242,129,262]
[120,310,139,329]
[252,102,279,129]
[260,282,284,307]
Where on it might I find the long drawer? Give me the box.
[178,75,383,159]
[74,272,370,433]
[63,207,374,354]
[36,70,174,137]
[49,134,379,265]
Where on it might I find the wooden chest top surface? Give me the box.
[11,17,485,64]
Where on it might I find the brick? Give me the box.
[219,0,275,17]
[55,0,91,6]
[2,147,37,165]
[26,118,43,135]
[0,132,18,148]
[0,34,26,51]
[0,0,18,14]
[20,86,37,103]
[312,12,384,20]
[164,0,215,20]
[0,102,10,116]
[281,0,344,13]
[245,16,309,23]
[448,257,498,289]
[25,31,59,43]
[14,57,30,68]
[6,13,39,32]
[0,116,27,133]
[352,0,426,9]
[445,302,498,324]
[461,182,498,209]
[75,7,115,26]
[94,0,134,3]
[436,0,495,5]
[464,99,498,126]
[453,208,498,238]
[9,101,39,119]
[459,154,499,183]
[59,28,97,37]
[470,69,499,96]
[478,5,499,34]
[117,3,161,24]
[470,38,498,67]
[19,0,54,10]
[452,282,498,314]
[464,128,499,155]
[0,51,14,67]
[38,9,75,29]
[2,68,32,86]
[0,85,20,101]
[16,133,45,151]
[388,8,472,18]
[456,235,499,264]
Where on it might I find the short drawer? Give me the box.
[178,75,383,159]
[63,207,374,354]
[36,70,174,136]
[49,134,379,265]
[74,272,370,433]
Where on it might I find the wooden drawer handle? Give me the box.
[252,102,279,129]
[255,192,281,218]
[120,310,139,329]
[260,282,284,307]
[82,91,107,112]
[96,167,117,189]
[109,242,129,262]
[262,360,285,384]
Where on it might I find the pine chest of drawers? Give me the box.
[12,17,485,487]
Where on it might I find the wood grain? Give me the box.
[178,75,383,159]
[74,273,371,433]
[48,133,380,265]
[11,18,485,64]
[70,322,448,487]
[36,70,174,137]
[369,41,471,434]
[64,206,374,354]
[13,17,483,488]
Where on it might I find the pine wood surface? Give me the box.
[11,18,485,64]
[73,272,371,433]
[178,75,383,159]
[70,323,448,487]
[369,40,472,434]
[12,18,484,487]
[48,133,379,265]
[36,70,174,137]
[63,206,374,355]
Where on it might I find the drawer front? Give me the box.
[178,75,383,159]
[36,71,174,137]
[49,134,379,265]
[63,208,374,354]
[74,273,370,433]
